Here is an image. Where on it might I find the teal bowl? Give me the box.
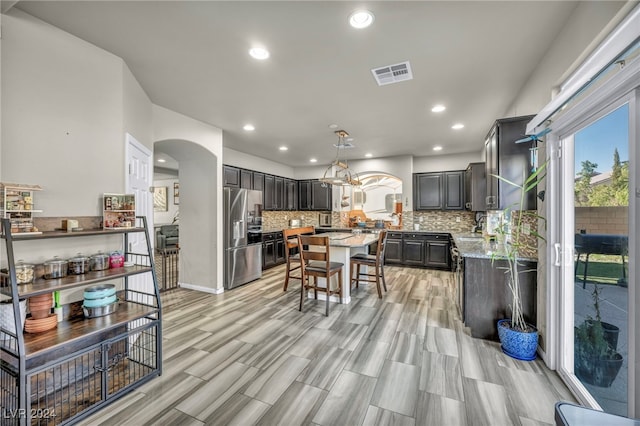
[83,294,117,308]
[83,284,116,300]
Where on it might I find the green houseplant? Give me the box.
[574,284,623,387]
[492,161,547,360]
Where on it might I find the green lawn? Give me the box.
[575,254,628,285]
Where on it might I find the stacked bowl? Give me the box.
[83,284,118,318]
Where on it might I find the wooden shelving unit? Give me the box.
[0,216,162,425]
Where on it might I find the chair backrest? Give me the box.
[375,230,388,264]
[297,234,330,264]
[283,226,315,257]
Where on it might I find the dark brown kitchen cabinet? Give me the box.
[385,232,451,270]
[298,180,332,211]
[284,179,297,210]
[240,169,253,189]
[223,165,241,187]
[252,172,265,192]
[384,232,403,264]
[274,177,284,210]
[425,235,450,269]
[312,180,332,211]
[465,162,487,211]
[264,175,275,210]
[414,173,443,210]
[262,232,285,269]
[485,115,537,211]
[403,235,425,266]
[414,171,464,211]
[444,171,464,210]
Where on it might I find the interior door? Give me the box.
[125,133,154,298]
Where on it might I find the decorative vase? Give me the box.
[497,319,539,361]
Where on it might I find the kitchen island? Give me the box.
[310,232,379,304]
[452,234,537,341]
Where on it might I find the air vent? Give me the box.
[371,61,413,86]
[333,142,356,149]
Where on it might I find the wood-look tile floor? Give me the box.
[80,265,576,426]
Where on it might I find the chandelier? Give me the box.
[319,130,362,187]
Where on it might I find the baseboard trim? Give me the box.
[179,282,224,294]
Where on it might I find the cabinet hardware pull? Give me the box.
[553,243,562,266]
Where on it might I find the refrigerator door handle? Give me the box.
[233,220,245,239]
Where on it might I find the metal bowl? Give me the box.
[83,300,119,318]
[83,284,116,300]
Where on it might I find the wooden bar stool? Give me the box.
[297,234,343,316]
[282,226,315,291]
[350,230,388,298]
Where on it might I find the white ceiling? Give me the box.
[14,1,581,168]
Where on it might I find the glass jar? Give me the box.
[68,253,90,275]
[15,260,35,284]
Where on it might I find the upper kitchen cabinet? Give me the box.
[485,115,537,211]
[240,169,252,189]
[414,171,465,211]
[263,174,275,210]
[298,180,332,211]
[465,162,487,211]
[284,179,297,211]
[223,165,241,188]
[252,172,265,192]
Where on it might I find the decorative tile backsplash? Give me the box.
[263,210,477,233]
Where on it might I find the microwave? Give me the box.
[319,212,332,227]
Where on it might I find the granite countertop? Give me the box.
[451,233,538,262]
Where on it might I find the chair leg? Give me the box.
[299,274,305,312]
[325,276,330,316]
[374,264,382,298]
[380,263,387,292]
[338,269,343,304]
[356,264,361,288]
[284,260,290,291]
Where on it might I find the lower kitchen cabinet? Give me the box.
[462,256,537,340]
[384,232,451,270]
[384,232,403,264]
[262,232,285,269]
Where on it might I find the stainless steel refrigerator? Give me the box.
[224,188,263,289]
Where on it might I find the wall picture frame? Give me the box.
[174,182,179,205]
[153,186,168,212]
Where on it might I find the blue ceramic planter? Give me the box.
[497,319,538,361]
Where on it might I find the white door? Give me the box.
[125,133,154,302]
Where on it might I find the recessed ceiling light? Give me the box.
[328,124,338,129]
[249,47,270,60]
[452,123,464,130]
[346,137,354,142]
[431,105,446,113]
[243,124,255,131]
[279,146,288,151]
[433,146,443,151]
[157,158,166,163]
[349,10,375,29]
[365,153,373,158]
[310,158,317,163]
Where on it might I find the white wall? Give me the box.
[413,152,483,173]
[224,147,295,178]
[153,105,224,294]
[1,9,126,215]
[123,64,153,150]
[505,1,627,117]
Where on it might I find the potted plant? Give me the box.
[574,284,623,387]
[492,161,547,361]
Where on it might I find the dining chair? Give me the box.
[349,230,388,298]
[282,226,315,291]
[297,234,344,316]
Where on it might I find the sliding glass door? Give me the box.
[569,104,630,415]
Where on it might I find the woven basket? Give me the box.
[0,300,27,335]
